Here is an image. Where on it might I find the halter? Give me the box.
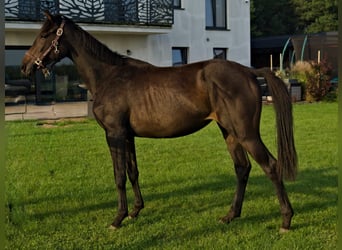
[26,20,65,77]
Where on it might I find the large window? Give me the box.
[5,47,86,104]
[172,47,188,66]
[205,0,227,30]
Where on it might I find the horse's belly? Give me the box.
[130,112,211,138]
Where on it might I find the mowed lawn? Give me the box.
[5,102,337,249]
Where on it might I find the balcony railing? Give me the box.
[5,0,174,27]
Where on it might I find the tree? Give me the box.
[251,0,338,37]
[250,0,298,37]
[291,0,338,33]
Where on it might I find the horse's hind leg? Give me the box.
[126,137,144,219]
[219,127,251,224]
[242,138,294,231]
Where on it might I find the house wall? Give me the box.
[156,0,251,66]
[147,0,251,66]
[5,0,251,67]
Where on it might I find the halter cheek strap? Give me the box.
[26,20,65,77]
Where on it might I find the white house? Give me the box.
[5,0,250,103]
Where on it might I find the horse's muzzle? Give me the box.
[21,58,35,77]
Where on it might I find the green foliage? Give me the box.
[304,60,333,102]
[323,90,338,102]
[289,61,312,84]
[292,0,338,33]
[250,0,297,37]
[251,0,338,37]
[289,60,334,102]
[5,103,337,249]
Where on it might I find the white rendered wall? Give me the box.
[146,0,251,66]
[5,0,251,67]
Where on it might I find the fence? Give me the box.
[5,0,173,26]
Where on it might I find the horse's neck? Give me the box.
[66,28,117,95]
[70,50,107,95]
[65,24,151,95]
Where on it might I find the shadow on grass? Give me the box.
[8,163,336,234]
[6,151,336,236]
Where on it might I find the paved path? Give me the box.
[5,102,89,121]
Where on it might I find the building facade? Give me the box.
[5,0,251,103]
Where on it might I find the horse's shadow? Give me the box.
[10,164,336,232]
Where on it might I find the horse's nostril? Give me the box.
[21,63,31,76]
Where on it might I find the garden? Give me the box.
[4,102,337,249]
[276,59,338,103]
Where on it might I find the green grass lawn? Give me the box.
[5,102,337,249]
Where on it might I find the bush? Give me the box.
[323,89,338,102]
[290,61,312,84]
[304,59,332,102]
[289,60,333,102]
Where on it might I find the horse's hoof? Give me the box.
[219,217,228,224]
[109,224,120,230]
[279,227,290,234]
[219,215,236,224]
[128,212,140,219]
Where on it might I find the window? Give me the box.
[213,48,227,59]
[5,47,86,104]
[172,47,188,66]
[206,0,227,29]
[173,0,182,9]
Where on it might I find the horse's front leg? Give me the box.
[106,133,129,229]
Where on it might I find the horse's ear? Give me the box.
[44,10,53,22]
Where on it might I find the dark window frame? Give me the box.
[213,48,228,59]
[205,0,227,30]
[172,47,188,66]
[173,0,182,9]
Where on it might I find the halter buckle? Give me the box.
[56,28,63,36]
[34,58,42,67]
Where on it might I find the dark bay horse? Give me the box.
[21,11,297,232]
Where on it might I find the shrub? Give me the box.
[290,61,312,84]
[323,90,338,102]
[289,60,333,102]
[304,59,332,102]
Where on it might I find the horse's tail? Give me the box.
[251,68,298,181]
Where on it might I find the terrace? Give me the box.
[4,0,174,107]
[5,0,174,27]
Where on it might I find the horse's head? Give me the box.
[21,11,68,78]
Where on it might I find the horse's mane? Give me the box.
[62,16,127,66]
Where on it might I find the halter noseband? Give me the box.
[26,20,65,77]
